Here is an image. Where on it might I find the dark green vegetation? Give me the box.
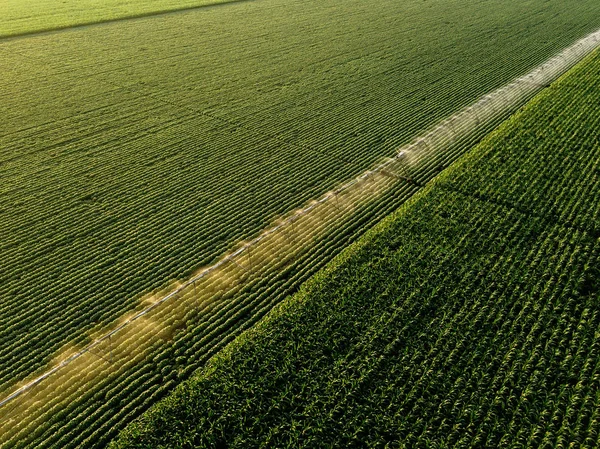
[112,50,600,448]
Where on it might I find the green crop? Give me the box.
[0,0,238,38]
[111,50,600,448]
[3,0,600,447]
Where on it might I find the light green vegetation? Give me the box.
[2,0,600,446]
[0,0,238,38]
[112,49,600,448]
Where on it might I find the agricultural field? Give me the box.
[2,0,600,447]
[0,0,235,38]
[112,49,600,448]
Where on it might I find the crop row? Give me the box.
[0,174,416,447]
[0,0,235,38]
[0,102,362,387]
[3,0,600,446]
[438,54,600,236]
[4,0,599,394]
[0,54,581,443]
[0,57,535,445]
[111,49,600,448]
[0,102,503,446]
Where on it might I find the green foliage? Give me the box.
[0,0,238,38]
[112,50,600,448]
[3,0,600,447]
[3,0,600,393]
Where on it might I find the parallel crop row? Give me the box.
[0,177,415,448]
[0,97,516,446]
[0,54,543,447]
[438,55,600,237]
[3,0,600,397]
[111,49,600,448]
[3,0,600,447]
[0,0,236,38]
